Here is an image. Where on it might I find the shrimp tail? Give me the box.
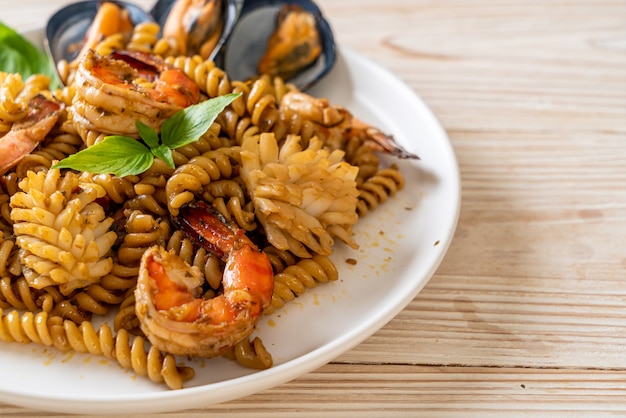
[173,200,254,260]
[352,118,420,160]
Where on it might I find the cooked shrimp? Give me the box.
[135,201,274,358]
[0,95,63,175]
[280,91,419,159]
[71,49,200,138]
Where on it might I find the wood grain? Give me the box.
[1,0,625,416]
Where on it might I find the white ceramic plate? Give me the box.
[0,29,460,415]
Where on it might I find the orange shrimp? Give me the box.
[135,201,274,358]
[279,91,419,159]
[108,50,200,108]
[0,95,63,175]
[72,49,200,137]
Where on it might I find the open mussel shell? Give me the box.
[150,0,244,63]
[44,0,154,66]
[222,0,336,91]
[45,0,336,91]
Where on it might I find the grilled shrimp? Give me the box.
[135,201,274,358]
[71,49,200,138]
[0,95,63,175]
[280,91,419,159]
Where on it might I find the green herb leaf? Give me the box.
[53,93,241,176]
[0,21,60,89]
[161,93,241,149]
[52,136,153,177]
[136,120,159,149]
[151,144,174,168]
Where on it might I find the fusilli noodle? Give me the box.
[0,308,193,389]
[0,14,410,390]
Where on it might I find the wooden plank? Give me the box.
[2,365,625,417]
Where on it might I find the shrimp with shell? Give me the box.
[71,49,200,140]
[279,91,419,160]
[135,201,274,358]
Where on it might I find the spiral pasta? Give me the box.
[116,210,169,267]
[166,55,234,99]
[0,73,52,134]
[223,336,273,370]
[356,166,406,217]
[165,148,240,215]
[0,276,39,311]
[0,15,411,390]
[126,22,161,53]
[113,290,141,333]
[0,308,193,389]
[15,132,83,178]
[265,253,338,315]
[210,195,257,231]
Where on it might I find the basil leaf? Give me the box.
[0,45,31,75]
[151,144,174,168]
[0,21,60,89]
[136,120,159,148]
[52,136,153,177]
[54,93,242,176]
[161,93,241,149]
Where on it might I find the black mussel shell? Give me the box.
[45,0,336,91]
[150,0,244,62]
[45,0,154,65]
[222,0,336,91]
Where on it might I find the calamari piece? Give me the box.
[258,5,322,81]
[136,201,273,358]
[9,169,117,295]
[241,132,360,258]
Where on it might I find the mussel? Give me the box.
[150,0,243,62]
[44,0,336,91]
[222,0,335,90]
[45,1,154,68]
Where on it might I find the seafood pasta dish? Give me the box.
[0,1,418,389]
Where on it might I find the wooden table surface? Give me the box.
[1,0,625,416]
